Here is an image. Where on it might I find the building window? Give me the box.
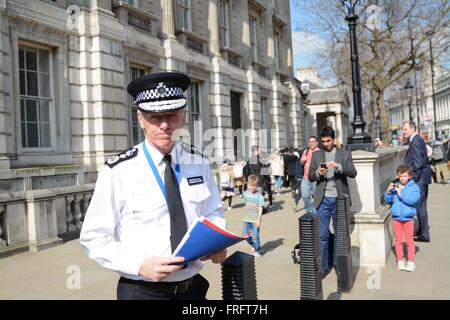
[112,0,139,7]
[219,0,229,49]
[261,98,266,129]
[189,81,202,147]
[130,66,146,145]
[176,0,191,31]
[249,17,258,62]
[274,31,280,70]
[19,45,52,149]
[122,0,139,7]
[261,97,271,150]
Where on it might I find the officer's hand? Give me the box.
[138,256,185,282]
[201,249,227,264]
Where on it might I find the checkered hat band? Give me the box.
[137,98,187,112]
[134,87,184,104]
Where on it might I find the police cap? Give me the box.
[127,71,191,112]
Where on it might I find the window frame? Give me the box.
[219,0,230,49]
[123,0,139,7]
[18,43,55,152]
[249,17,258,63]
[176,0,192,31]
[129,65,147,146]
[188,81,203,148]
[274,31,280,70]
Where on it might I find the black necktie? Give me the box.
[162,154,187,253]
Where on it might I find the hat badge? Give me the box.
[156,82,167,96]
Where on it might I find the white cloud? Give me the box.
[291,31,328,68]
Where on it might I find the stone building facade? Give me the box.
[388,64,449,143]
[297,66,351,146]
[0,0,302,255]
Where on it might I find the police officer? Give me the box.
[80,71,227,300]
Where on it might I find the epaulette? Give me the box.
[182,143,204,157]
[105,147,138,168]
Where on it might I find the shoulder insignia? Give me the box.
[105,147,138,168]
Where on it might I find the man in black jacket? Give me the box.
[243,146,272,209]
[403,121,432,242]
[243,145,262,181]
[283,148,298,190]
[309,126,357,275]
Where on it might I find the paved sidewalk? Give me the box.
[0,184,449,300]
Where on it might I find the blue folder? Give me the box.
[172,217,249,263]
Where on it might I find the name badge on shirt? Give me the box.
[187,176,204,185]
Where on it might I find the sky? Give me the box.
[289,0,449,84]
[289,0,334,84]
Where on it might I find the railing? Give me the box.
[253,62,268,78]
[0,204,6,248]
[175,29,209,55]
[187,36,203,53]
[220,48,242,67]
[0,184,94,258]
[64,192,92,235]
[128,10,152,32]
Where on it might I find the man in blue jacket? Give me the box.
[402,121,432,242]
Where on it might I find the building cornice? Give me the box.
[6,0,75,36]
[248,0,266,15]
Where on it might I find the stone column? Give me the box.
[208,58,232,163]
[246,69,261,148]
[263,5,275,79]
[336,111,343,145]
[161,0,176,39]
[70,9,127,165]
[288,83,302,147]
[208,0,220,56]
[349,148,408,267]
[26,192,62,252]
[0,0,9,170]
[271,79,283,149]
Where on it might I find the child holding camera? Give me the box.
[384,164,421,272]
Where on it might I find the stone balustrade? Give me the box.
[349,146,408,267]
[0,184,94,258]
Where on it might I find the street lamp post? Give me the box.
[341,0,372,151]
[410,38,420,132]
[374,111,381,140]
[426,31,439,140]
[404,78,413,122]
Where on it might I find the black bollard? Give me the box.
[299,213,323,300]
[335,194,353,293]
[221,251,257,300]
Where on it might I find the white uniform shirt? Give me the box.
[80,140,225,282]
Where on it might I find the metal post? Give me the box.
[414,68,420,132]
[411,38,421,132]
[335,194,353,293]
[404,79,413,122]
[221,251,258,300]
[298,213,323,300]
[408,99,412,121]
[429,36,438,140]
[341,0,373,151]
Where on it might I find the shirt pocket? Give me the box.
[185,182,211,216]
